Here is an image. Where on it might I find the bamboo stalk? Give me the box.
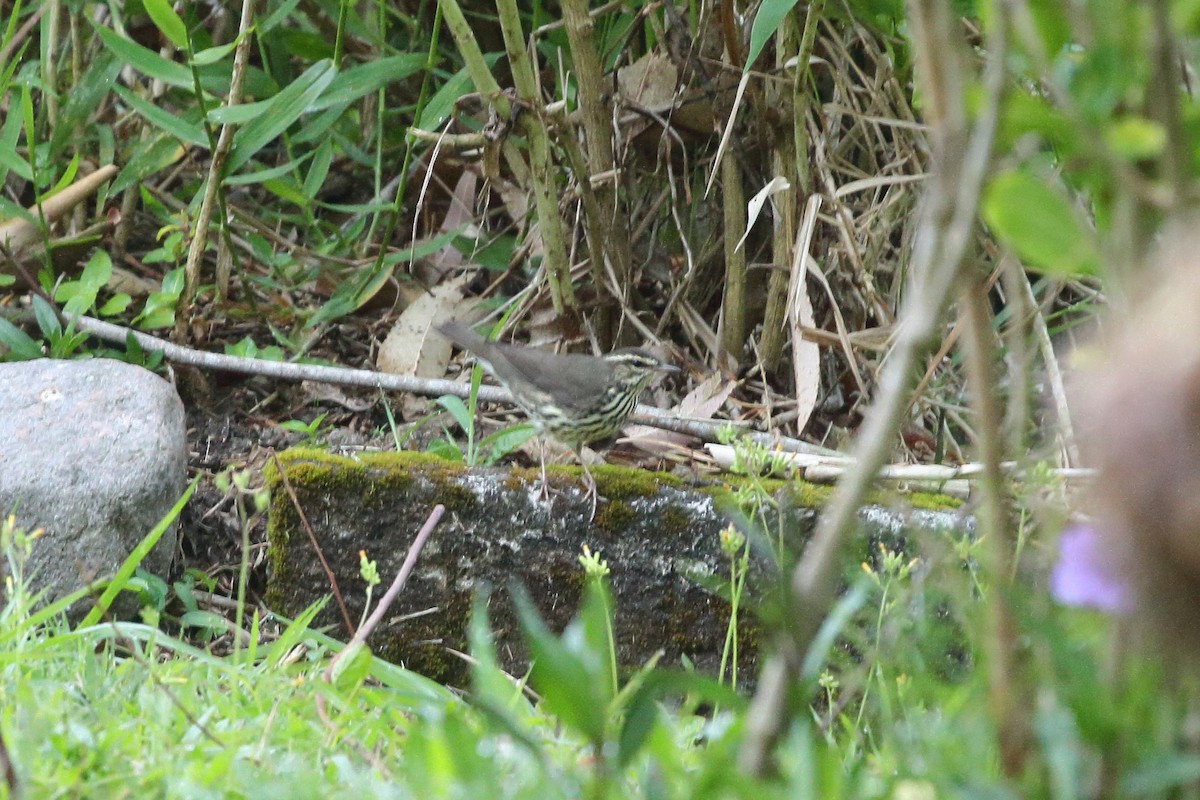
[494,0,576,314]
[436,0,531,186]
[720,152,748,362]
[759,4,820,370]
[560,0,630,345]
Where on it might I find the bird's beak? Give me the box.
[657,363,682,373]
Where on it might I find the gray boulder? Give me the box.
[0,358,186,618]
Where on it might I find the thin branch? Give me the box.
[316,505,444,728]
[71,314,840,457]
[177,0,256,325]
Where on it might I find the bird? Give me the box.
[437,321,679,518]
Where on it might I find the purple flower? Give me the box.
[1050,524,1132,613]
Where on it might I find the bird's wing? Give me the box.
[495,347,614,410]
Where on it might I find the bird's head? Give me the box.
[604,349,680,391]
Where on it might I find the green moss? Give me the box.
[264,449,475,604]
[535,463,681,500]
[595,499,637,532]
[781,479,835,508]
[658,505,692,536]
[899,489,963,511]
[500,469,532,492]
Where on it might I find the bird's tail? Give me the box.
[436,321,489,352]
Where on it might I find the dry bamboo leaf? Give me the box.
[791,279,820,432]
[790,195,822,433]
[735,175,791,252]
[624,371,736,454]
[377,274,472,416]
[415,158,477,286]
[616,52,678,113]
[704,71,752,198]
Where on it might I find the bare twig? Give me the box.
[325,503,444,674]
[703,443,1095,498]
[315,505,444,727]
[560,0,630,345]
[71,314,841,457]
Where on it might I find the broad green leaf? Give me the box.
[468,591,514,708]
[425,437,463,461]
[1000,90,1080,156]
[482,424,536,465]
[207,97,272,125]
[162,266,186,295]
[281,28,335,61]
[80,250,112,288]
[616,673,732,769]
[745,0,801,70]
[982,170,1099,277]
[50,51,122,154]
[0,198,34,227]
[258,0,305,33]
[223,153,313,186]
[142,0,189,50]
[417,54,502,133]
[470,233,520,271]
[57,249,111,317]
[1026,0,1071,57]
[32,295,61,338]
[379,229,466,265]
[418,66,475,132]
[310,55,425,111]
[114,85,209,148]
[20,84,33,146]
[46,154,80,197]
[228,60,337,172]
[303,138,333,199]
[95,24,193,88]
[513,585,609,745]
[577,582,617,703]
[329,641,374,691]
[0,317,43,360]
[307,229,464,327]
[0,103,30,182]
[616,688,658,767]
[0,39,28,91]
[1105,117,1166,160]
[98,294,132,316]
[109,134,187,195]
[191,38,241,67]
[435,395,472,432]
[261,176,308,207]
[136,267,186,328]
[289,104,347,145]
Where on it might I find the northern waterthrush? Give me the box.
[437,321,679,516]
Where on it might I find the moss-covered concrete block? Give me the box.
[265,447,970,688]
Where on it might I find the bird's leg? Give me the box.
[537,436,552,504]
[576,446,599,522]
